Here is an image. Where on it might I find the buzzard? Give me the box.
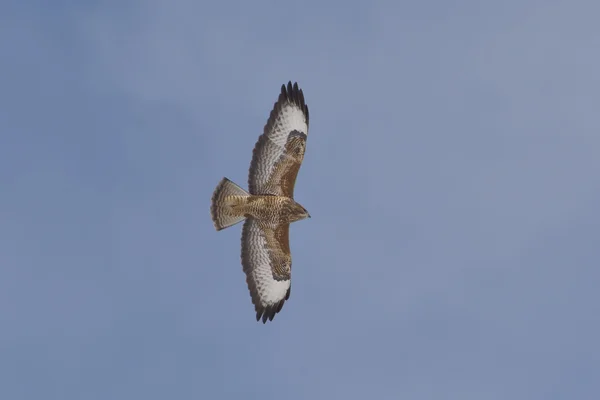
[210,81,311,323]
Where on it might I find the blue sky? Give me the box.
[1,0,599,399]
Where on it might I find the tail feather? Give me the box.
[210,178,250,231]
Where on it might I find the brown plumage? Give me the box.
[210,81,310,323]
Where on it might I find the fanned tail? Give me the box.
[210,178,250,231]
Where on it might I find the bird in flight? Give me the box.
[210,81,311,323]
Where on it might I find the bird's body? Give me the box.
[243,196,309,225]
[217,192,307,228]
[210,81,310,323]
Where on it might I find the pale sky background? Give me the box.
[1,1,599,399]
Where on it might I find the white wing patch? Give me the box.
[241,218,291,323]
[250,267,290,306]
[268,103,308,148]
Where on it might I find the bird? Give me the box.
[210,81,311,323]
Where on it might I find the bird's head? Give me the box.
[290,201,311,222]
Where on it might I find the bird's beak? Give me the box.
[308,213,311,218]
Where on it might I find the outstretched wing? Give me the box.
[241,217,292,323]
[248,81,309,198]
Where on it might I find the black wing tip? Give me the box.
[253,287,291,324]
[256,300,285,324]
[280,81,309,126]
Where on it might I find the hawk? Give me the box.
[210,81,311,323]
